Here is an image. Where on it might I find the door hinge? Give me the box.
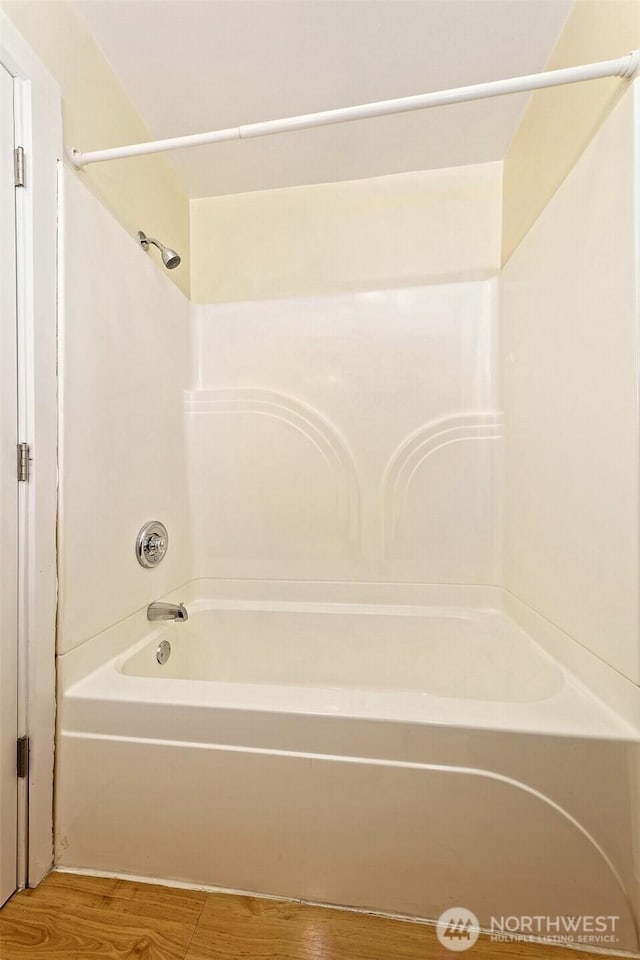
[17,737,29,779]
[17,442,29,482]
[14,146,25,188]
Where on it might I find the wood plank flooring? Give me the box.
[0,871,624,960]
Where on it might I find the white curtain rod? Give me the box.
[69,50,640,168]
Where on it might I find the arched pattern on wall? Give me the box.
[382,412,503,548]
[186,388,361,547]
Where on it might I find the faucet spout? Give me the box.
[147,601,189,622]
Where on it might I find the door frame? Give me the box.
[0,11,60,888]
[0,58,19,908]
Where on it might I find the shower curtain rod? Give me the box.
[69,50,640,168]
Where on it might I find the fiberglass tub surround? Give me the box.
[58,581,640,950]
[55,71,640,958]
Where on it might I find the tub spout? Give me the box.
[147,602,189,622]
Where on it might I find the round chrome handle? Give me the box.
[136,521,169,568]
[146,535,166,554]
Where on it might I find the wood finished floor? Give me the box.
[0,872,624,960]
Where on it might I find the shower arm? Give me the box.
[68,50,640,169]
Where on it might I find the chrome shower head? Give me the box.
[161,247,181,270]
[136,231,181,270]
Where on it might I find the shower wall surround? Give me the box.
[502,80,640,685]
[189,281,501,584]
[57,159,503,654]
[187,162,503,586]
[58,169,192,654]
[56,84,640,694]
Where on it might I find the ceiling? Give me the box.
[74,0,572,198]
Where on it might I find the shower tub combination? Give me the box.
[57,580,640,953]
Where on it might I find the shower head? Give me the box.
[136,231,181,270]
[161,247,181,269]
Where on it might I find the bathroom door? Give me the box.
[0,61,19,908]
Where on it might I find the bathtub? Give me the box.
[56,581,640,953]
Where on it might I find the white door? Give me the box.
[0,61,19,908]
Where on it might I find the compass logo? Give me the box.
[436,907,481,952]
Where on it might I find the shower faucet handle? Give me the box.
[147,534,166,555]
[136,521,169,568]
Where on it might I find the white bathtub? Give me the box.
[56,581,640,953]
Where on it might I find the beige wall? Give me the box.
[502,81,640,684]
[190,162,502,303]
[502,0,640,263]
[1,0,190,296]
